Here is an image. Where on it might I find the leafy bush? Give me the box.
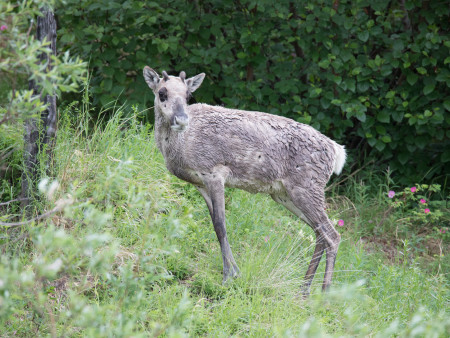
[56,0,449,185]
[387,184,449,242]
[0,0,86,122]
[0,0,86,203]
[0,106,193,336]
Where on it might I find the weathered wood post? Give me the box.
[21,7,57,209]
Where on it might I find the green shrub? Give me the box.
[0,0,86,205]
[386,184,449,252]
[0,0,86,121]
[0,105,193,336]
[56,0,449,185]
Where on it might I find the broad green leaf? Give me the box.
[381,135,392,143]
[376,125,386,135]
[385,91,395,99]
[416,67,427,75]
[443,100,450,111]
[441,150,450,163]
[358,31,369,42]
[423,84,435,96]
[407,73,418,85]
[375,140,386,151]
[398,152,409,165]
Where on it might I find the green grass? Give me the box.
[0,105,449,337]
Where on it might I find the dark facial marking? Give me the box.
[159,87,168,102]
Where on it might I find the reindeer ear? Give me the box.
[143,66,160,90]
[185,73,205,93]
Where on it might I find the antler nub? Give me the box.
[162,70,169,81]
[179,71,186,81]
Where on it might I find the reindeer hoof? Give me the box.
[222,265,240,284]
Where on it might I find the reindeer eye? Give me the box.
[158,88,168,102]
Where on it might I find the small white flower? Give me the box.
[38,178,49,193]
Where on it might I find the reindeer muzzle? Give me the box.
[170,98,189,131]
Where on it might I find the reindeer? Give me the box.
[143,66,346,295]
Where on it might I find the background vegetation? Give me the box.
[0,0,449,336]
[55,0,450,185]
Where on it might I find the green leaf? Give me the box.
[367,138,377,147]
[320,98,331,109]
[102,78,112,91]
[343,17,353,30]
[381,135,392,143]
[443,100,450,111]
[376,125,386,135]
[415,136,427,149]
[392,111,404,122]
[441,150,450,163]
[344,79,356,93]
[358,31,369,42]
[406,73,418,85]
[357,82,370,92]
[398,152,409,165]
[423,84,435,96]
[385,91,395,99]
[392,39,404,51]
[318,59,330,69]
[375,140,386,151]
[416,67,427,75]
[408,117,417,125]
[333,76,342,85]
[355,111,366,122]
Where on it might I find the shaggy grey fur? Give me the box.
[143,66,346,295]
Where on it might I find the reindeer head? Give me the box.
[143,67,205,132]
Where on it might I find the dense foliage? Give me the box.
[56,0,450,185]
[0,0,85,126]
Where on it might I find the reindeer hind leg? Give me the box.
[277,184,340,294]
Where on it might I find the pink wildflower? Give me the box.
[440,229,446,234]
[410,186,417,193]
[388,190,395,198]
[264,235,270,243]
[424,208,430,214]
[338,219,344,227]
[0,25,7,31]
[420,199,426,204]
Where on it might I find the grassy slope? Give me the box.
[1,109,449,337]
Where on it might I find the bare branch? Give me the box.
[0,197,29,207]
[0,198,73,228]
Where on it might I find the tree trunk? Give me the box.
[21,7,57,210]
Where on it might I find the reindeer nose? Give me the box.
[173,115,189,129]
[171,98,189,131]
